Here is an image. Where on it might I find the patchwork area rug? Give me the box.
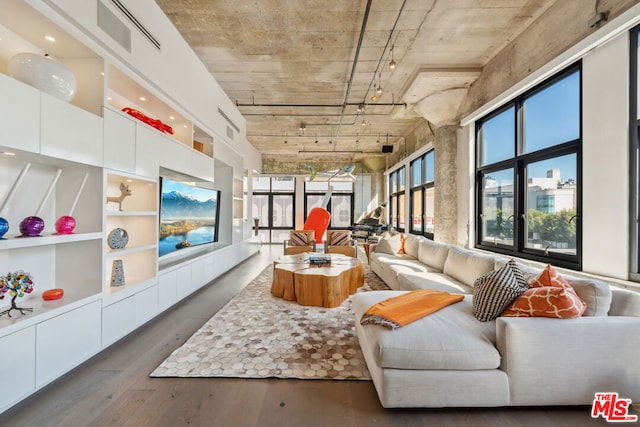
[150,260,389,380]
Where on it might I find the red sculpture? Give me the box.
[122,107,174,135]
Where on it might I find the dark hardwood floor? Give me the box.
[0,245,621,426]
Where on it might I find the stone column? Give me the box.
[433,125,458,244]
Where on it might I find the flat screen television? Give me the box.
[158,177,220,257]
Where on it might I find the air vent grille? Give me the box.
[97,1,131,52]
[110,0,161,50]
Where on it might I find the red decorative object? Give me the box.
[121,107,174,135]
[42,288,64,301]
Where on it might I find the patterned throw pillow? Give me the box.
[472,259,529,322]
[501,264,586,318]
[330,231,350,246]
[290,231,308,246]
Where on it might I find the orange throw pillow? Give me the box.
[397,234,405,254]
[502,264,586,318]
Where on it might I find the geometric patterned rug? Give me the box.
[150,261,389,380]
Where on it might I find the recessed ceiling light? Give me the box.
[107,96,112,101]
[169,115,175,120]
[139,96,146,101]
[45,35,56,42]
[183,125,188,128]
[2,151,16,156]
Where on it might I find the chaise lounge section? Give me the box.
[354,233,640,408]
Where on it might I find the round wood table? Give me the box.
[271,253,364,308]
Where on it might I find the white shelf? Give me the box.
[0,232,103,250]
[106,244,157,257]
[106,211,156,217]
[102,276,158,306]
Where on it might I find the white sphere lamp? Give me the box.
[8,52,77,102]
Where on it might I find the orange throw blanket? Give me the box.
[360,289,464,329]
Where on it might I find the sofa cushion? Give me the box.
[417,239,450,271]
[564,278,611,316]
[473,260,529,322]
[353,292,501,370]
[374,254,432,280]
[443,246,497,287]
[375,232,403,255]
[402,234,422,258]
[398,272,473,294]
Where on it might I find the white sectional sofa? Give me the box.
[354,233,640,408]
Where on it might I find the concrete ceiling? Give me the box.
[155,0,558,166]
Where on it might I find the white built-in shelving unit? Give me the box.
[0,1,261,415]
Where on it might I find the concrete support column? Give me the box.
[434,125,458,244]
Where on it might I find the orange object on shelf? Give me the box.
[42,288,64,301]
[121,107,174,135]
[304,207,330,243]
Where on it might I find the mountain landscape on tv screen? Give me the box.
[161,190,217,219]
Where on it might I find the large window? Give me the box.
[304,180,354,229]
[410,150,435,238]
[252,176,295,243]
[389,167,406,231]
[476,64,581,269]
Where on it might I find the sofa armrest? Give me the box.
[496,316,640,405]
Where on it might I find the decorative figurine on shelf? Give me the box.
[121,107,174,135]
[55,172,89,234]
[106,183,132,211]
[0,270,34,318]
[0,163,31,239]
[107,227,129,250]
[20,168,62,237]
[110,260,125,287]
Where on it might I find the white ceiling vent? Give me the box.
[97,1,131,52]
[107,0,161,50]
[218,107,239,140]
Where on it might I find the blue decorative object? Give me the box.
[107,228,129,250]
[0,218,8,240]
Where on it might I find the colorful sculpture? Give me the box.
[55,172,89,234]
[304,207,331,244]
[0,270,34,318]
[0,163,31,239]
[20,168,62,237]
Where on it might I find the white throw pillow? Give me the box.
[375,232,402,255]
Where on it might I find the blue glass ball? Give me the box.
[0,217,8,239]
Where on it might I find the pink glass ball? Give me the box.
[55,215,76,234]
[20,216,44,237]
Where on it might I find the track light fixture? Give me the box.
[389,45,396,70]
[376,72,383,94]
[357,103,366,113]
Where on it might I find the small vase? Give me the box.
[110,259,125,287]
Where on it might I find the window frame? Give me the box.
[475,63,583,270]
[252,176,295,243]
[389,167,406,232]
[303,181,354,230]
[410,150,435,239]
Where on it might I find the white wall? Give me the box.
[581,32,630,278]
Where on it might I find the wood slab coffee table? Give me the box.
[271,253,364,308]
